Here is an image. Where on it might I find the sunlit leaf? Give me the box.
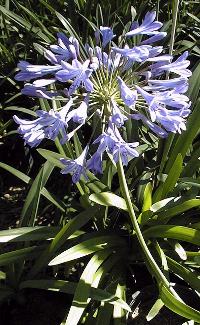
[49,235,125,266]
[144,225,200,246]
[160,285,200,322]
[89,192,128,211]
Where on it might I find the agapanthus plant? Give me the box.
[14,11,191,184]
[5,8,200,325]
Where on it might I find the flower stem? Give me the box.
[169,0,180,56]
[117,157,169,286]
[117,157,184,301]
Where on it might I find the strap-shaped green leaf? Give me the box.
[0,162,30,184]
[17,3,55,41]
[0,5,51,42]
[160,285,200,322]
[96,264,127,325]
[65,249,113,325]
[146,299,164,321]
[142,183,152,212]
[37,149,64,169]
[20,161,54,226]
[182,147,200,177]
[89,192,128,211]
[0,227,60,242]
[5,106,37,117]
[153,153,183,202]
[113,278,127,324]
[20,279,131,311]
[187,60,200,105]
[49,235,125,266]
[0,246,46,266]
[28,207,97,278]
[144,225,200,245]
[153,198,200,224]
[167,256,200,292]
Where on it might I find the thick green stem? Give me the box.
[117,157,169,286]
[117,158,184,301]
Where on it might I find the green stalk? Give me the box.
[156,0,160,20]
[54,138,66,156]
[117,157,184,301]
[169,0,180,56]
[117,157,169,286]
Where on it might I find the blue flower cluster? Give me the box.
[14,12,192,183]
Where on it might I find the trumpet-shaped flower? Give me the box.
[112,45,151,62]
[141,32,167,45]
[87,152,103,174]
[126,11,163,37]
[48,33,79,63]
[117,77,137,107]
[56,59,93,95]
[151,51,192,77]
[93,123,139,166]
[66,96,89,124]
[14,99,73,146]
[131,113,168,138]
[111,100,128,127]
[95,26,116,48]
[21,84,57,99]
[60,146,88,183]
[13,115,46,147]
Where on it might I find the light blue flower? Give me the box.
[55,59,93,95]
[117,77,137,107]
[87,152,103,174]
[111,99,128,127]
[152,51,192,77]
[21,84,57,99]
[95,47,121,72]
[45,50,59,65]
[141,32,167,45]
[112,141,139,165]
[14,11,192,173]
[144,77,188,92]
[126,11,163,37]
[95,26,116,48]
[93,130,116,154]
[155,108,188,134]
[93,123,139,166]
[13,99,73,146]
[60,146,88,183]
[66,95,89,124]
[15,61,61,82]
[109,126,139,165]
[112,45,151,62]
[48,33,80,63]
[13,115,46,147]
[135,85,191,133]
[131,113,168,138]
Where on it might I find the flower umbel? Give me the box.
[14,11,192,183]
